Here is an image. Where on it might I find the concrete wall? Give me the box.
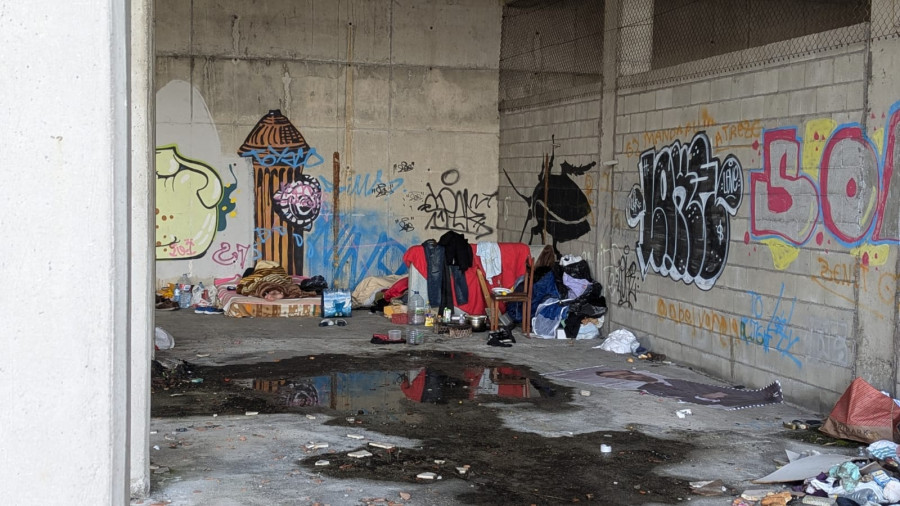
[154,0,502,289]
[1,0,137,502]
[497,2,900,413]
[607,10,900,413]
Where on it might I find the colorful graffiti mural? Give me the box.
[156,144,235,260]
[749,104,900,267]
[626,131,744,290]
[504,137,596,252]
[238,110,323,275]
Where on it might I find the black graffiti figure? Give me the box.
[625,132,743,291]
[504,138,596,255]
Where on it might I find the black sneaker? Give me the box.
[487,331,513,347]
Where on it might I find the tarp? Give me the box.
[820,377,900,444]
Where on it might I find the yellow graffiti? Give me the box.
[801,119,837,180]
[850,244,890,267]
[761,238,800,270]
[656,298,741,341]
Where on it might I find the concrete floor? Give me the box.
[137,309,846,505]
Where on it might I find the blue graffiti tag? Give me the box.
[318,170,404,197]
[305,205,412,288]
[740,283,802,368]
[239,145,324,170]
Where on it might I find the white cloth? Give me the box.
[595,328,639,353]
[476,242,502,281]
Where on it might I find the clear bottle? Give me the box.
[178,273,192,309]
[408,291,425,325]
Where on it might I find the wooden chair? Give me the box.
[476,256,534,336]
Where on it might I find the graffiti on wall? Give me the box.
[156,145,237,260]
[739,283,802,368]
[504,137,596,252]
[626,132,744,290]
[305,201,410,289]
[750,105,900,268]
[238,109,323,275]
[418,169,497,239]
[607,245,640,308]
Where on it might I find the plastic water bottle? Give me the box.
[178,273,192,309]
[408,291,425,326]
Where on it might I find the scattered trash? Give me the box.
[689,479,727,496]
[434,459,445,464]
[369,442,395,449]
[245,411,258,416]
[740,488,779,500]
[195,353,210,358]
[305,443,329,450]
[152,445,160,450]
[416,472,438,480]
[154,327,175,350]
[399,492,411,500]
[190,378,204,384]
[676,409,692,418]
[580,389,591,396]
[757,491,792,506]
[314,460,330,466]
[456,466,469,475]
[347,434,365,440]
[346,417,355,423]
[600,444,612,453]
[305,415,316,420]
[754,453,856,483]
[595,328,640,354]
[348,450,373,458]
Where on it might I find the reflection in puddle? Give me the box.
[234,365,555,411]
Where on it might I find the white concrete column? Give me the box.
[0,0,132,503]
[130,0,155,498]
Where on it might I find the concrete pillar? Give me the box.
[596,0,621,287]
[857,0,900,393]
[0,0,133,503]
[130,0,155,498]
[617,0,653,76]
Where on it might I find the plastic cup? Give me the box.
[388,329,402,341]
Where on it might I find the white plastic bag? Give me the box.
[154,327,175,350]
[596,328,639,353]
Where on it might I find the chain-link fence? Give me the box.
[499,0,605,109]
[618,0,874,87]
[500,0,899,99]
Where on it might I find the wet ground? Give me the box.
[152,351,696,504]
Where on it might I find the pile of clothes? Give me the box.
[507,254,608,339]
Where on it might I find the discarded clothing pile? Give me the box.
[506,254,607,339]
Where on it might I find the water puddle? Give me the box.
[152,351,694,504]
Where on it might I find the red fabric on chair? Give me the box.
[402,242,532,316]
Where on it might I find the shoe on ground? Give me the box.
[486,334,512,347]
[194,306,224,315]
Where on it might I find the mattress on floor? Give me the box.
[217,286,321,318]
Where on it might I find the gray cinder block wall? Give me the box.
[497,0,900,414]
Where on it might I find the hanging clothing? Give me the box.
[476,242,502,281]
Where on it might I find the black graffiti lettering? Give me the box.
[625,132,743,291]
[608,246,640,308]
[418,170,496,239]
[394,161,415,173]
[395,217,415,232]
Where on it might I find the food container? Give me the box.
[388,329,402,341]
[465,315,488,332]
